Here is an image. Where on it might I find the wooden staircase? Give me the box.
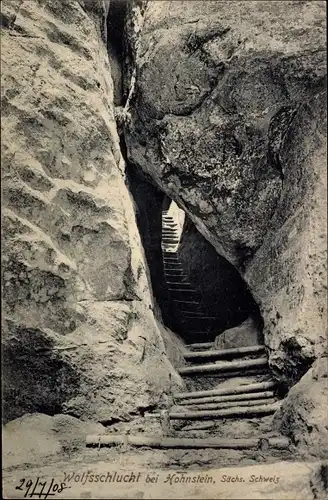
[156,210,288,449]
[162,212,222,342]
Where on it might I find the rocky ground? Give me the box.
[3,413,328,499]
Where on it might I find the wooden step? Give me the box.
[180,397,277,411]
[179,390,276,406]
[179,311,204,316]
[181,391,275,406]
[86,434,290,450]
[174,300,200,307]
[169,289,198,296]
[184,345,266,362]
[178,357,268,376]
[179,367,270,379]
[173,380,276,400]
[147,401,281,421]
[185,342,215,350]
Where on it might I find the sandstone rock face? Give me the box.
[246,95,327,385]
[273,358,328,459]
[125,1,327,382]
[1,0,183,423]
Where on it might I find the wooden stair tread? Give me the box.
[184,345,266,361]
[167,281,193,286]
[178,390,276,406]
[86,434,290,450]
[185,342,215,349]
[176,397,277,411]
[173,380,276,400]
[146,401,281,421]
[178,357,268,375]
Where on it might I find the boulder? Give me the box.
[273,358,328,459]
[1,0,183,423]
[2,413,106,469]
[246,96,327,385]
[215,317,262,350]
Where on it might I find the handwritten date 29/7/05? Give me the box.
[15,478,70,498]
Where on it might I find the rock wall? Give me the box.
[273,357,328,459]
[246,95,327,385]
[1,0,183,424]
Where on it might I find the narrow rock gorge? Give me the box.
[2,0,327,498]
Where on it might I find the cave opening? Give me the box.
[126,163,264,348]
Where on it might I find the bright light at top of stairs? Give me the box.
[162,201,185,252]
